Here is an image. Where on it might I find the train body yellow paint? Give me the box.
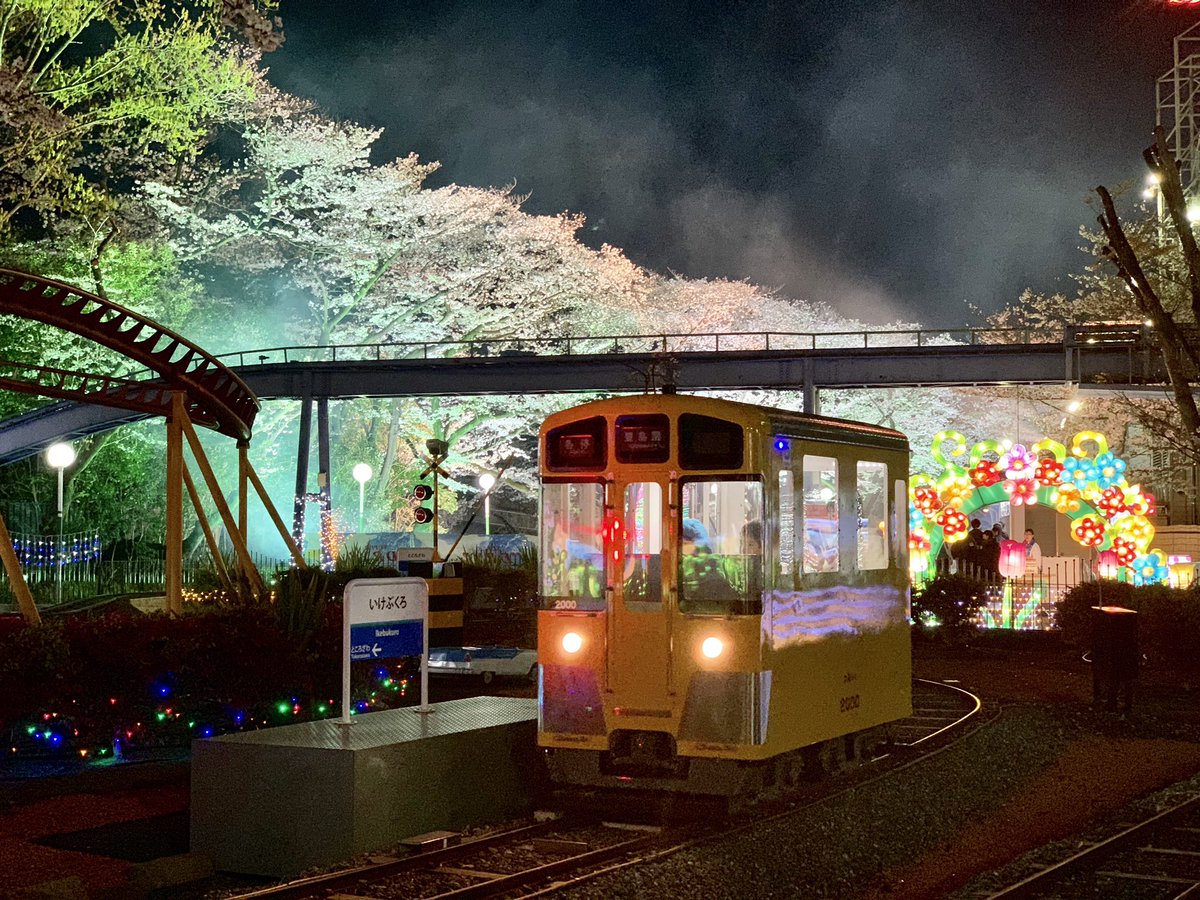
[536,394,911,795]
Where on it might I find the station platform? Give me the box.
[190,696,541,878]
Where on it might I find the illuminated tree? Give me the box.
[0,0,279,233]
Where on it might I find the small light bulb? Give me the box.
[562,632,582,654]
[701,637,724,659]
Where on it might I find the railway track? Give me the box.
[222,679,984,900]
[986,791,1200,899]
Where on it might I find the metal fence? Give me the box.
[952,559,1085,630]
[0,551,289,610]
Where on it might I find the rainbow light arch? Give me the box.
[909,430,1170,585]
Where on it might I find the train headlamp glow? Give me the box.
[561,632,583,654]
[701,636,724,659]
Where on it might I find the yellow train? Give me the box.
[537,393,911,796]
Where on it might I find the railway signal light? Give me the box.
[411,483,434,525]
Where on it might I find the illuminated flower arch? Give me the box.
[909,430,1168,585]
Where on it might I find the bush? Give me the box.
[1057,581,1200,672]
[911,574,989,642]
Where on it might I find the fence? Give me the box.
[0,551,290,611]
[951,557,1087,631]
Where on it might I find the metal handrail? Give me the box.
[194,325,1091,371]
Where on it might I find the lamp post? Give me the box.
[478,473,496,536]
[352,463,373,534]
[46,442,76,604]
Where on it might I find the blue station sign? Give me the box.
[349,619,423,661]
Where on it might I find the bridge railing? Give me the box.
[191,326,1073,370]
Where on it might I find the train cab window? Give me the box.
[679,414,744,470]
[545,416,606,471]
[541,482,606,610]
[678,479,763,615]
[779,470,795,577]
[857,461,888,570]
[802,456,839,574]
[615,415,670,464]
[622,483,663,605]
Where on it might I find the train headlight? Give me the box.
[562,632,583,654]
[701,636,724,659]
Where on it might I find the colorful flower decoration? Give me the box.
[1004,478,1039,506]
[1092,452,1127,490]
[912,485,942,516]
[1095,486,1126,517]
[938,475,973,510]
[1110,536,1139,566]
[1034,457,1064,486]
[999,443,1036,481]
[1061,456,1096,490]
[1072,516,1107,548]
[969,459,1003,488]
[909,529,931,552]
[1130,551,1170,586]
[1052,484,1082,514]
[1118,515,1155,549]
[912,429,1170,586]
[936,509,969,542]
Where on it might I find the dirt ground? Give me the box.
[1,636,1199,898]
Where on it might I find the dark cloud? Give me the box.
[269,0,1190,326]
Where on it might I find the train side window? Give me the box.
[857,461,888,570]
[779,470,795,578]
[892,478,906,563]
[623,482,663,605]
[802,456,838,573]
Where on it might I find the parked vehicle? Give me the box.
[427,646,538,684]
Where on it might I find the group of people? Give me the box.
[940,519,1042,579]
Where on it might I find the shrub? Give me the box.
[1057,581,1200,673]
[911,574,989,642]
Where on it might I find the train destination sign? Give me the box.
[341,577,431,722]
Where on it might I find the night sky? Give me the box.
[268,1,1197,327]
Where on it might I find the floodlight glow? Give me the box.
[46,443,75,469]
[352,463,373,485]
[1188,204,1200,223]
[701,636,724,659]
[478,473,496,491]
[561,632,582,654]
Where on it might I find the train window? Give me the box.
[802,456,838,573]
[615,414,670,464]
[679,414,744,469]
[545,416,606,471]
[622,483,663,605]
[779,470,795,577]
[541,482,606,610]
[678,479,763,615]
[857,461,888,570]
[893,479,906,563]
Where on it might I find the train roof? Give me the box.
[541,393,908,452]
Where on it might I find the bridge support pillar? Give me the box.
[0,511,38,625]
[802,360,820,415]
[317,397,333,568]
[238,441,249,545]
[292,395,312,554]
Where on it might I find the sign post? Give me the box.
[342,577,431,724]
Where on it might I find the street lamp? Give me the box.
[352,463,373,534]
[478,473,496,536]
[46,442,76,604]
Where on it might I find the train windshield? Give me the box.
[540,482,606,610]
[679,479,764,615]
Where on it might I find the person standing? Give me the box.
[1023,528,1042,574]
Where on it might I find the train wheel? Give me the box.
[526,664,538,684]
[482,671,495,685]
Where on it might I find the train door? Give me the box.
[607,479,671,707]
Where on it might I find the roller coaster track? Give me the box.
[0,268,258,441]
